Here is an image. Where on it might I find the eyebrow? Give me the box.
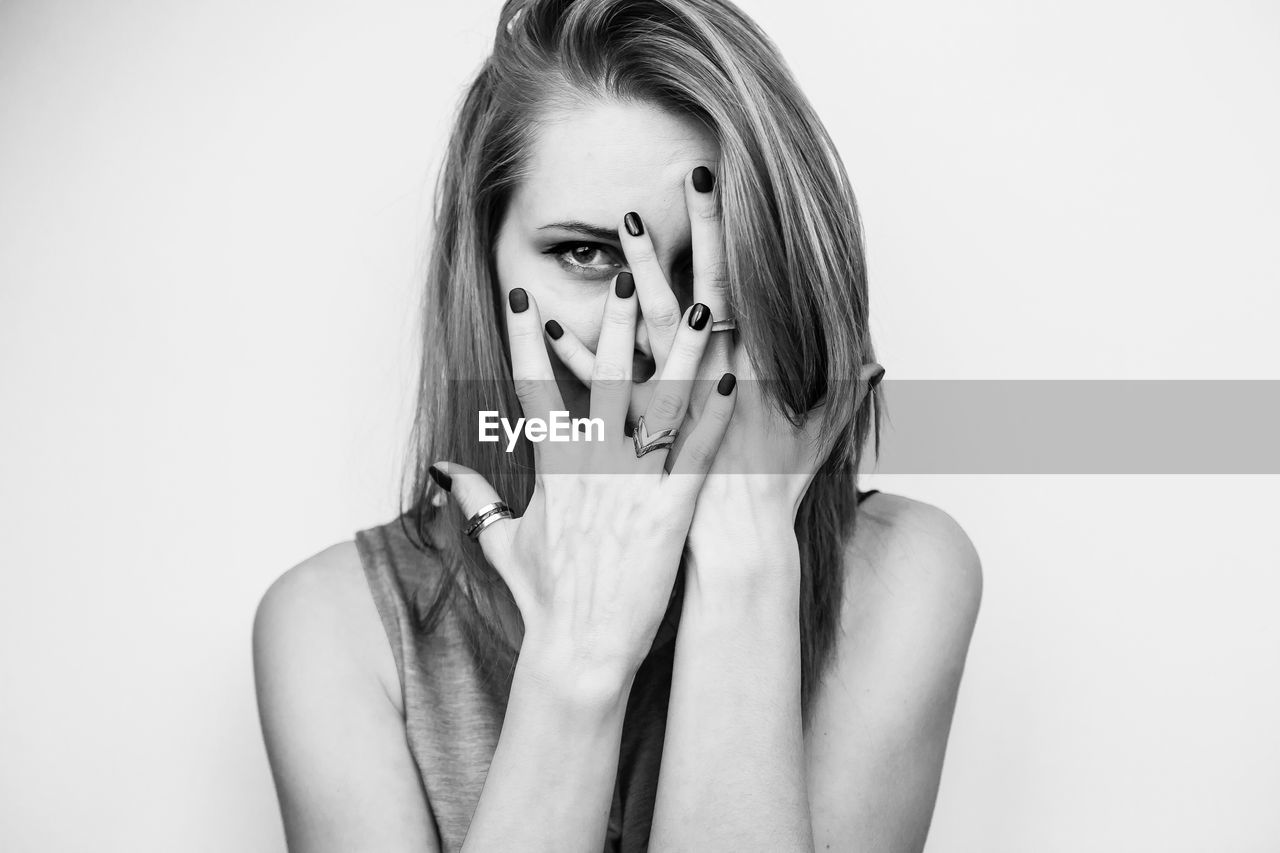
[536,221,620,242]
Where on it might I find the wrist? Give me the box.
[515,631,638,711]
[683,550,801,624]
[686,521,801,584]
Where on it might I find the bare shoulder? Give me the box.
[252,540,402,718]
[803,493,983,849]
[252,543,438,851]
[844,491,983,629]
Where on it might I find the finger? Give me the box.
[666,372,737,494]
[618,210,682,369]
[506,288,565,419]
[589,271,638,429]
[543,318,596,386]
[684,166,732,322]
[545,317,654,424]
[429,462,515,567]
[642,302,712,437]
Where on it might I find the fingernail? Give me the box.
[688,303,711,331]
[509,288,528,313]
[615,271,635,298]
[717,373,736,396]
[428,464,452,493]
[869,368,885,390]
[624,211,644,237]
[692,166,714,193]
[544,319,563,340]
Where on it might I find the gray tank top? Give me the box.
[354,516,678,852]
[354,490,876,851]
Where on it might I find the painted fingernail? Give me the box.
[428,464,452,493]
[869,367,885,390]
[624,211,644,237]
[615,271,635,298]
[689,303,711,330]
[509,288,528,313]
[544,319,563,340]
[717,373,736,396]
[692,166,714,193]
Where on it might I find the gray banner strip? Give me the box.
[866,380,1280,474]
[444,380,1280,474]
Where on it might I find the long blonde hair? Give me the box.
[401,0,882,722]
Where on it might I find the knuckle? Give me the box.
[591,361,629,385]
[705,400,733,426]
[651,307,683,331]
[672,335,704,364]
[604,300,635,326]
[700,258,730,287]
[626,241,657,264]
[684,439,714,466]
[508,318,541,341]
[695,201,722,224]
[648,392,685,422]
[512,376,545,402]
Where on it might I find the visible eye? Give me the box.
[544,242,624,278]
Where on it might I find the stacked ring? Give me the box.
[464,501,514,540]
[632,415,679,458]
[710,317,737,332]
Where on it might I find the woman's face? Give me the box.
[494,98,720,415]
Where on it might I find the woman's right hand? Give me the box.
[431,273,736,691]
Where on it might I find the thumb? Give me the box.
[429,461,516,565]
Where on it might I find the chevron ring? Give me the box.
[632,415,679,458]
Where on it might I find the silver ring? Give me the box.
[632,415,679,458]
[710,317,737,332]
[464,501,513,540]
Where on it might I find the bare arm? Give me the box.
[649,538,813,853]
[253,544,639,853]
[806,499,983,852]
[459,644,636,851]
[253,543,442,853]
[649,498,983,853]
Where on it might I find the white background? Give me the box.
[2,1,1277,850]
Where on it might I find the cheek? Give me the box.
[494,238,611,346]
[558,298,610,349]
[502,271,609,342]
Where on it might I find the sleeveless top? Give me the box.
[354,489,879,852]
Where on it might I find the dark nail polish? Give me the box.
[869,368,885,390]
[544,319,563,340]
[689,303,711,331]
[692,166,714,193]
[508,288,528,313]
[717,373,736,396]
[428,465,452,493]
[615,271,635,298]
[624,212,644,237]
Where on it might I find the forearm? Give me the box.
[650,556,814,853]
[461,642,634,852]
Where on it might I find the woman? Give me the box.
[252,0,983,850]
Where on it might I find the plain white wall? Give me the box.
[1,1,1276,851]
